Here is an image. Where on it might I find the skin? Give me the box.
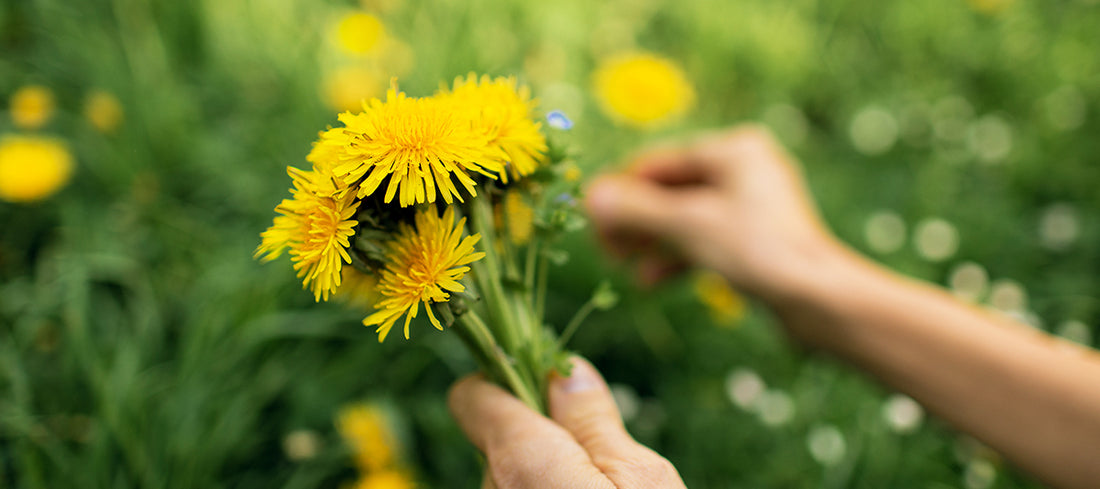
[449,125,1100,489]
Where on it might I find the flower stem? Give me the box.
[456,311,543,412]
[557,299,597,350]
[467,197,521,354]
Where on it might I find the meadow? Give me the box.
[2,0,1098,487]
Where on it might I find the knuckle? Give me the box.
[603,450,680,487]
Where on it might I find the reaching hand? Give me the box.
[585,125,841,305]
[448,357,686,489]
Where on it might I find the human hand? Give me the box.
[585,125,844,306]
[448,357,686,489]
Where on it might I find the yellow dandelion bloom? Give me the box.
[502,189,534,245]
[326,88,505,207]
[592,52,695,128]
[84,90,124,134]
[255,167,360,301]
[0,135,74,203]
[337,404,397,471]
[336,267,380,309]
[336,12,386,55]
[442,74,547,181]
[353,470,416,489]
[693,271,747,327]
[363,206,485,342]
[10,85,55,130]
[968,0,1012,14]
[322,66,384,113]
[562,162,582,183]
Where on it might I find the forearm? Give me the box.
[778,247,1100,489]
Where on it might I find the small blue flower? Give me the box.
[546,110,574,130]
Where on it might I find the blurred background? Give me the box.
[2,0,1098,487]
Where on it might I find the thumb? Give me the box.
[548,357,634,459]
[550,357,686,488]
[585,175,683,236]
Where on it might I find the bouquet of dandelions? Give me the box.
[255,74,614,412]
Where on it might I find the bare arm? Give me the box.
[585,126,1100,489]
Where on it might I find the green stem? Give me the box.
[557,300,597,350]
[456,312,543,412]
[467,198,521,353]
[524,240,540,305]
[535,253,550,320]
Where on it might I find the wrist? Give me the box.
[764,238,885,350]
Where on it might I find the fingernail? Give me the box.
[585,179,620,218]
[558,358,600,393]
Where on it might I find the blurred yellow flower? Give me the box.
[255,167,360,301]
[325,87,505,207]
[0,135,74,203]
[442,74,547,181]
[352,469,416,489]
[336,267,380,309]
[364,206,485,341]
[10,85,55,130]
[337,404,397,471]
[502,189,534,245]
[693,271,746,327]
[84,90,124,134]
[968,0,1012,14]
[562,162,582,183]
[592,52,694,128]
[323,66,384,113]
[337,12,386,55]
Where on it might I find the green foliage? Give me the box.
[3,0,1098,487]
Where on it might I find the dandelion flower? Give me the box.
[353,470,416,489]
[443,74,547,180]
[10,85,55,130]
[364,206,485,341]
[693,271,746,327]
[0,135,74,203]
[84,90,124,134]
[336,267,380,309]
[322,66,383,113]
[255,167,360,301]
[336,12,386,55]
[326,88,505,207]
[592,52,694,128]
[502,189,534,245]
[337,404,397,471]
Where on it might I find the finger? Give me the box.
[636,252,689,287]
[448,375,613,489]
[549,357,687,488]
[584,175,685,237]
[627,145,717,186]
[548,357,638,459]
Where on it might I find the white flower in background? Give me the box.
[949,261,989,302]
[546,110,574,130]
[964,458,997,489]
[1056,320,1092,346]
[755,389,795,427]
[914,218,959,262]
[1038,203,1079,251]
[988,279,1027,314]
[763,103,809,146]
[932,96,974,143]
[806,425,847,466]
[865,210,907,254]
[725,368,766,410]
[283,429,321,461]
[609,383,640,422]
[882,394,924,434]
[1041,86,1087,131]
[849,105,898,155]
[967,115,1013,164]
